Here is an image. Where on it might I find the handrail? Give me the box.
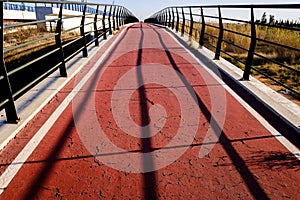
[0,0,138,123]
[145,4,300,100]
[165,4,300,9]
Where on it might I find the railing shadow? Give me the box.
[159,24,300,149]
[221,151,300,171]
[0,135,282,168]
[147,23,270,199]
[20,25,131,200]
[136,23,158,200]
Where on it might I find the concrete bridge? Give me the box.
[0,2,299,199]
[3,2,98,22]
[3,2,103,33]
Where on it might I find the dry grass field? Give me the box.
[4,27,79,63]
[176,21,300,103]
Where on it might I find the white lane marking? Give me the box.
[0,27,129,193]
[0,37,111,151]
[164,27,300,160]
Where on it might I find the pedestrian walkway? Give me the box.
[0,23,299,199]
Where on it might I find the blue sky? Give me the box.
[87,0,299,21]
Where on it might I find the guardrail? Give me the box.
[1,0,138,123]
[145,4,300,100]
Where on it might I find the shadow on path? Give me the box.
[136,23,158,200]
[21,25,132,200]
[147,23,270,200]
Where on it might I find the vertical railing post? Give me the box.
[199,7,205,47]
[118,7,122,29]
[125,9,128,25]
[165,9,168,26]
[176,7,179,32]
[102,5,107,40]
[158,13,162,25]
[80,4,88,57]
[0,2,19,123]
[166,9,169,26]
[164,9,168,26]
[157,12,161,24]
[189,6,194,37]
[171,8,175,29]
[121,8,125,26]
[108,5,112,35]
[115,6,119,30]
[162,10,166,26]
[55,3,67,77]
[120,7,123,27]
[156,13,160,24]
[214,6,223,60]
[94,5,100,45]
[164,10,167,26]
[122,8,126,25]
[118,7,122,27]
[112,6,116,31]
[118,7,122,28]
[243,7,257,80]
[181,7,185,35]
[168,8,172,27]
[123,9,128,25]
[164,10,167,25]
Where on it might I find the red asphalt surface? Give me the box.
[0,23,299,199]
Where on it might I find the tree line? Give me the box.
[255,12,300,28]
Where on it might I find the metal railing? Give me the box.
[1,0,138,123]
[145,4,300,99]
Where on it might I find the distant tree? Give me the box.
[279,20,284,26]
[285,20,290,26]
[261,12,267,24]
[269,15,275,25]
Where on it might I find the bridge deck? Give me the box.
[0,23,299,199]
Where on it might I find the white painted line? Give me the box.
[165,27,300,160]
[0,35,111,151]
[0,27,130,193]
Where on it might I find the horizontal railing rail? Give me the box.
[145,4,300,100]
[1,0,138,123]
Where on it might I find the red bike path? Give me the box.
[0,23,299,199]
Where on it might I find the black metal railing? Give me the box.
[145,4,300,100]
[1,0,138,123]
